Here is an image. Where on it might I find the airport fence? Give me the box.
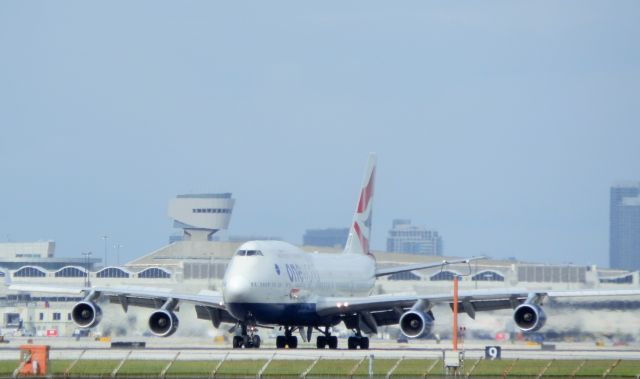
[0,351,639,378]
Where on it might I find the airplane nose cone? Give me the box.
[223,275,250,303]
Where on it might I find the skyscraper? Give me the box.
[303,228,349,248]
[609,182,640,270]
[386,219,443,256]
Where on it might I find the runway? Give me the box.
[0,337,638,361]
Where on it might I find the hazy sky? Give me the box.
[1,2,639,267]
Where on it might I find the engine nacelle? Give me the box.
[71,301,102,328]
[399,310,435,338]
[148,310,179,337]
[513,304,547,332]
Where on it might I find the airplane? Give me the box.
[9,154,640,349]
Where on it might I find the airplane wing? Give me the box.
[316,288,532,318]
[9,283,236,328]
[374,256,486,277]
[315,288,640,332]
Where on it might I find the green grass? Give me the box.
[390,359,440,377]
[263,360,314,376]
[544,359,584,377]
[216,359,267,376]
[574,359,616,376]
[308,359,362,376]
[507,359,550,376]
[166,360,220,377]
[471,358,517,376]
[462,358,480,376]
[118,359,170,376]
[352,358,397,376]
[69,359,120,375]
[48,360,75,375]
[1,357,639,377]
[609,360,640,377]
[0,360,18,376]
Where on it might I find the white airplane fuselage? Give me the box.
[222,240,375,326]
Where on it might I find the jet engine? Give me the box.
[513,303,547,332]
[148,309,179,337]
[399,310,435,338]
[71,301,102,328]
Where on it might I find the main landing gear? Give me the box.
[232,324,261,349]
[347,335,369,349]
[275,327,298,348]
[315,326,338,349]
[347,330,369,350]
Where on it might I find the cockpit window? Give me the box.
[236,250,263,256]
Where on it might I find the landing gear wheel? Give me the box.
[328,336,338,349]
[233,324,261,349]
[287,336,298,348]
[276,336,286,349]
[316,326,338,349]
[347,336,368,349]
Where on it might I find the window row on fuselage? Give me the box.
[249,279,365,294]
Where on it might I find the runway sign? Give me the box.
[485,345,501,360]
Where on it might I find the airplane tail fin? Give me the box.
[344,153,377,256]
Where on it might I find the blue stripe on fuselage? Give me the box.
[227,302,340,326]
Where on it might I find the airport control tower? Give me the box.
[168,193,235,241]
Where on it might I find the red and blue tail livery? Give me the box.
[345,154,376,257]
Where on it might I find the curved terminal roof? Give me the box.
[54,266,88,277]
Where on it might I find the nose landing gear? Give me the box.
[232,324,261,349]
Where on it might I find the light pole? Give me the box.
[113,244,123,266]
[81,251,92,287]
[102,235,109,267]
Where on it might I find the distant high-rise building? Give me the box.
[610,182,640,270]
[386,219,443,256]
[303,228,349,248]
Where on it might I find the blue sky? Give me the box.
[1,2,639,267]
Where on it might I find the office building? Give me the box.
[386,219,443,256]
[610,182,640,270]
[303,228,349,248]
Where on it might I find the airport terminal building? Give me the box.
[1,193,639,339]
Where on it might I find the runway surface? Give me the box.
[0,337,638,361]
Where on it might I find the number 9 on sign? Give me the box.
[485,346,501,360]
